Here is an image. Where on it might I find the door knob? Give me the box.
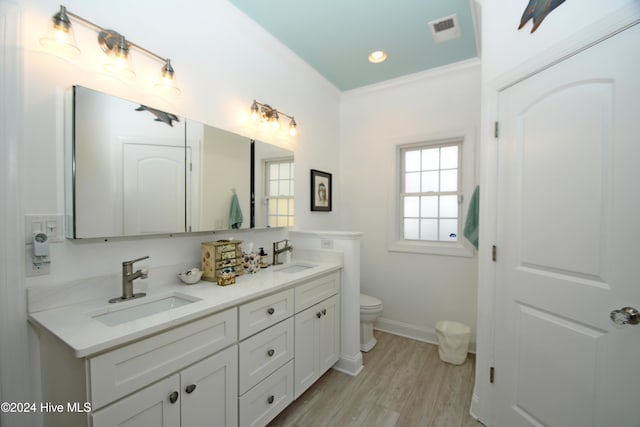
[610,307,639,325]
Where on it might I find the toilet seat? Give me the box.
[360,294,382,311]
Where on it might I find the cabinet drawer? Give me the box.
[89,307,237,409]
[239,289,294,339]
[239,360,294,427]
[239,317,294,394]
[294,271,340,313]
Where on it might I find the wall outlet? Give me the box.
[320,239,334,249]
[25,247,50,277]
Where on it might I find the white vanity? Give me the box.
[28,259,342,427]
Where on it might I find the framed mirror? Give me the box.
[65,86,294,239]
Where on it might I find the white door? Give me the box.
[181,346,238,427]
[92,374,181,427]
[294,304,319,399]
[123,143,185,234]
[494,23,640,427]
[318,294,340,373]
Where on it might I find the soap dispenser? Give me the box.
[259,247,268,268]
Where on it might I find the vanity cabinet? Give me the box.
[35,268,342,427]
[294,294,340,398]
[37,307,237,427]
[92,345,238,427]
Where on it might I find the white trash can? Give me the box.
[435,320,471,365]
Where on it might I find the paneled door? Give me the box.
[493,23,640,427]
[123,142,185,235]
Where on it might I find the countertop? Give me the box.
[28,259,341,358]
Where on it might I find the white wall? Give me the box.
[340,62,481,344]
[18,0,342,283]
[2,1,342,425]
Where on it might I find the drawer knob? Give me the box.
[267,395,275,404]
[267,307,275,315]
[316,312,322,318]
[322,308,327,316]
[169,391,179,404]
[185,384,197,394]
[267,348,275,357]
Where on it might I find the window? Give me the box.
[266,159,294,227]
[401,141,461,242]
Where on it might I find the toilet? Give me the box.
[359,293,383,352]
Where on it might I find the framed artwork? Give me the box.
[310,169,332,211]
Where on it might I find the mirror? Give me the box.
[253,140,295,228]
[65,86,293,239]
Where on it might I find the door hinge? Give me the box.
[189,162,193,172]
[490,366,495,383]
[492,245,497,262]
[494,121,499,138]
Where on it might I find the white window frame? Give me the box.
[388,129,475,257]
[265,158,295,227]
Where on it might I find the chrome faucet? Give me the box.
[272,240,293,266]
[109,256,149,303]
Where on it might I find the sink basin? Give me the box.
[275,263,316,274]
[93,295,200,326]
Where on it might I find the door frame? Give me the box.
[473,4,640,424]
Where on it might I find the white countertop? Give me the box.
[28,260,341,358]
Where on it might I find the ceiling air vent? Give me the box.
[428,14,461,43]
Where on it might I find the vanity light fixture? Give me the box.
[250,100,298,136]
[40,5,181,95]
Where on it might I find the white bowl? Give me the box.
[177,268,203,285]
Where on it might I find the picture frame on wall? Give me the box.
[310,169,332,211]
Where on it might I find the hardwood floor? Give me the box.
[268,330,483,427]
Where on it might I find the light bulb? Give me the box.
[40,6,80,56]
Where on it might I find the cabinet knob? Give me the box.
[267,348,275,357]
[316,312,322,318]
[322,308,327,316]
[267,395,275,404]
[185,384,197,394]
[169,391,179,404]
[267,307,275,315]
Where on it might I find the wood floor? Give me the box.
[268,330,483,427]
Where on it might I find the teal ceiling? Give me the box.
[228,0,479,91]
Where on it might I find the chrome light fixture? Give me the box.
[40,5,181,95]
[250,100,297,136]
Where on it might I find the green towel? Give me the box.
[229,193,243,229]
[463,186,480,249]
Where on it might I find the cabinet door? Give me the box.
[318,294,340,373]
[294,303,320,399]
[91,374,180,427]
[181,345,238,427]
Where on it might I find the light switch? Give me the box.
[25,214,64,243]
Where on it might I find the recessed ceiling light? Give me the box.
[368,50,387,64]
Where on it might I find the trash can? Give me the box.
[435,320,471,365]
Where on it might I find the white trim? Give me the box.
[474,4,640,425]
[332,353,364,377]
[375,317,477,353]
[388,128,477,257]
[342,58,481,98]
[0,3,35,427]
[388,241,474,258]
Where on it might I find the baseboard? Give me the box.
[469,389,481,421]
[375,317,477,353]
[333,352,364,377]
